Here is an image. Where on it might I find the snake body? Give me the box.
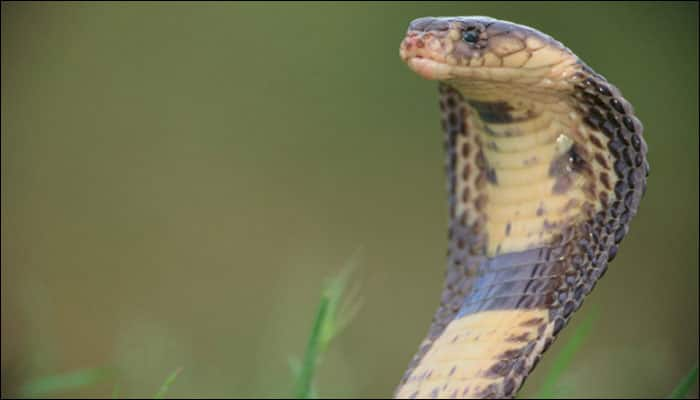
[396,17,648,399]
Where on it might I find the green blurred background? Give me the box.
[2,2,698,398]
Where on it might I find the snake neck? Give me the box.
[442,83,586,259]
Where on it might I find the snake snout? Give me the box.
[400,31,454,80]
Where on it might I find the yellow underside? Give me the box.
[457,102,588,256]
[395,309,551,398]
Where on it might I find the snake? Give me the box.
[395,16,649,399]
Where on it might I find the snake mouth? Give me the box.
[401,46,544,85]
[405,56,454,80]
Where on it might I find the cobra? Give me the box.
[396,16,649,399]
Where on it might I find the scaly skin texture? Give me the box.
[395,17,649,399]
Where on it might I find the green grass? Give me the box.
[154,367,184,399]
[667,363,699,399]
[15,366,184,399]
[292,251,363,399]
[18,367,113,398]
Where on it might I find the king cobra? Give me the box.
[395,16,649,398]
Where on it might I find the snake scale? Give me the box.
[395,16,648,399]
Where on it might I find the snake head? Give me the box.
[399,16,578,89]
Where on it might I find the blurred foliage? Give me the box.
[2,2,698,398]
[668,364,699,399]
[293,263,360,399]
[18,367,112,398]
[153,367,183,399]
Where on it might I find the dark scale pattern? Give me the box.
[557,67,648,316]
[397,63,647,399]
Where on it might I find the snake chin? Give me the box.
[405,56,454,81]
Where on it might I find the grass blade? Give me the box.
[154,367,183,399]
[535,307,599,398]
[19,367,111,397]
[293,250,363,398]
[295,296,329,398]
[667,363,698,399]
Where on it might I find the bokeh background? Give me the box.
[2,2,698,398]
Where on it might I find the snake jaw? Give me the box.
[404,56,454,81]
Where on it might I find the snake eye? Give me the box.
[462,29,479,44]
